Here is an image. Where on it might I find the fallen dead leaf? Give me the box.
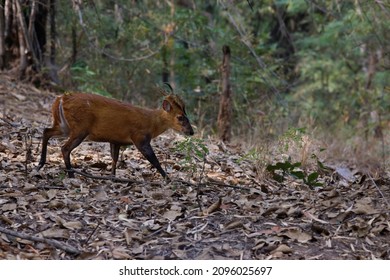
[112,246,132,259]
[303,211,329,224]
[203,197,222,216]
[1,203,17,211]
[224,220,243,230]
[39,228,70,239]
[353,198,378,215]
[62,221,83,230]
[163,210,182,221]
[280,227,312,243]
[270,244,293,254]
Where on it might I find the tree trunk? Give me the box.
[217,45,232,143]
[0,0,54,82]
[365,49,378,90]
[169,1,175,87]
[47,0,59,83]
[71,24,77,64]
[161,44,169,84]
[15,0,28,78]
[0,3,5,69]
[4,0,12,41]
[31,0,48,66]
[49,0,56,65]
[161,1,175,86]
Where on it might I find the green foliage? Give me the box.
[292,2,390,134]
[173,137,209,174]
[278,127,306,152]
[266,159,322,187]
[239,144,274,174]
[70,62,112,97]
[238,147,264,163]
[266,126,325,186]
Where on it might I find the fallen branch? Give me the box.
[0,225,81,255]
[173,178,251,192]
[37,185,67,190]
[206,179,251,191]
[71,169,144,184]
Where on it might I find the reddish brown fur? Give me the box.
[37,92,194,178]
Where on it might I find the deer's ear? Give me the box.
[162,100,172,112]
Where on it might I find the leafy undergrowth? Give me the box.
[1,77,390,260]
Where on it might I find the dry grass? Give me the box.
[324,132,389,177]
[234,125,389,181]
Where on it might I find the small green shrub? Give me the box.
[174,137,209,175]
[266,158,323,187]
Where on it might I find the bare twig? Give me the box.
[374,0,390,18]
[196,155,208,211]
[37,185,66,190]
[145,219,182,238]
[246,0,254,11]
[83,220,100,245]
[0,225,81,255]
[24,129,33,176]
[207,179,251,191]
[173,178,251,192]
[367,173,390,207]
[0,117,17,127]
[196,190,203,211]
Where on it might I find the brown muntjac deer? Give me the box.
[36,88,194,178]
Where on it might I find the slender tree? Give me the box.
[217,45,232,142]
[0,2,5,69]
[0,0,56,82]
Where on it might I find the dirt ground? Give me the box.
[1,75,389,259]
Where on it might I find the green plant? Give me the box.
[237,146,269,178]
[70,62,112,97]
[174,137,209,175]
[238,147,262,163]
[278,127,307,152]
[266,159,322,187]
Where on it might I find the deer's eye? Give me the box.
[177,115,185,122]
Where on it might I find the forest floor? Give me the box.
[1,74,389,260]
